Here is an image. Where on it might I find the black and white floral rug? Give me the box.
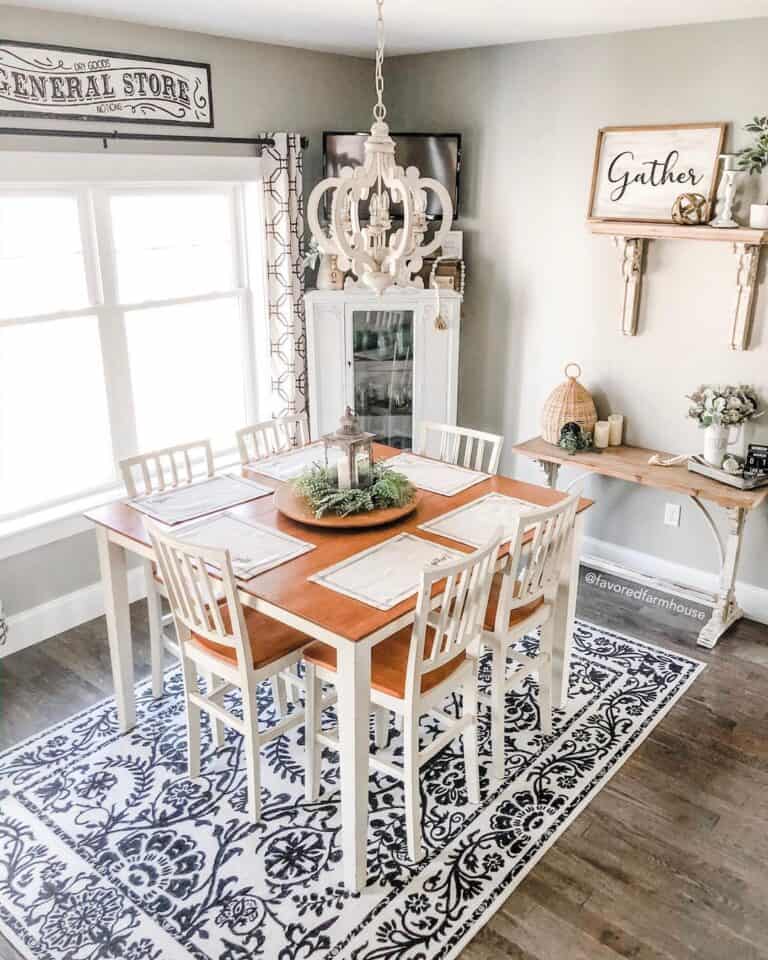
[0,621,704,960]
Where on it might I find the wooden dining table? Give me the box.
[85,443,592,892]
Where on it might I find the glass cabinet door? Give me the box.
[351,309,414,449]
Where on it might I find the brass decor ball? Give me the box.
[671,193,709,226]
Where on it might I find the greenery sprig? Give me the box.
[738,116,768,175]
[293,462,415,518]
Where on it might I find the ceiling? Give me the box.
[5,0,768,56]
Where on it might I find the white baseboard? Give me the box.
[583,535,768,626]
[2,567,147,658]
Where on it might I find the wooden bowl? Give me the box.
[274,485,421,529]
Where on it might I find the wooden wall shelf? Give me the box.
[588,219,768,244]
[587,219,766,349]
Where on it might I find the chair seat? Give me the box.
[191,604,308,671]
[483,573,545,632]
[304,625,466,700]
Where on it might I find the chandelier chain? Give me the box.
[373,0,386,122]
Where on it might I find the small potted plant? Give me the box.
[686,385,762,467]
[737,117,768,228]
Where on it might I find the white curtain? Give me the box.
[259,132,306,419]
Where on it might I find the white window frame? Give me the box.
[0,152,268,558]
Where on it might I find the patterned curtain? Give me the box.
[259,133,307,419]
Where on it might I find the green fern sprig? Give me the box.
[293,462,415,518]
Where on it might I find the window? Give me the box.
[0,180,265,523]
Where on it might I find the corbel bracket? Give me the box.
[730,242,761,351]
[614,236,647,337]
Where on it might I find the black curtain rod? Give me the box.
[0,126,309,151]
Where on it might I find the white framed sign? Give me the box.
[588,123,726,223]
[0,39,212,126]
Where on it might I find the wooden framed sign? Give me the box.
[0,39,212,126]
[588,123,726,222]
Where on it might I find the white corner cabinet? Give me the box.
[305,289,461,449]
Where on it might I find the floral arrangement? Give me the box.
[293,462,415,518]
[686,385,761,428]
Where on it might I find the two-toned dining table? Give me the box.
[85,443,592,892]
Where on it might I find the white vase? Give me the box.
[316,254,344,290]
[749,203,768,229]
[702,423,740,467]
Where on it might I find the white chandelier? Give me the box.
[307,0,454,293]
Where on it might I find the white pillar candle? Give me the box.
[337,457,351,489]
[608,414,624,446]
[594,421,610,449]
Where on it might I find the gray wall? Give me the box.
[0,5,371,615]
[386,18,768,590]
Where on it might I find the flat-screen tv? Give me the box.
[322,131,461,221]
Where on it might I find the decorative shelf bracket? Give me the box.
[614,236,647,337]
[730,242,762,351]
[591,220,768,351]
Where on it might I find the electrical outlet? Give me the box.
[664,503,681,527]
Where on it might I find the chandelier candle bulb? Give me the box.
[608,414,624,446]
[594,421,611,449]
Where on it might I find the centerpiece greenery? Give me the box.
[293,462,415,518]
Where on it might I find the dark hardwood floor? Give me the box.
[2,563,767,959]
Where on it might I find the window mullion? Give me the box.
[233,184,259,424]
[89,186,139,464]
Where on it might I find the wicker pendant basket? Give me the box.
[542,362,598,445]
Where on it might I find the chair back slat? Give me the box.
[120,439,214,498]
[237,415,310,465]
[491,493,580,632]
[417,421,504,475]
[407,530,502,699]
[148,523,251,667]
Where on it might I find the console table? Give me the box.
[513,437,768,649]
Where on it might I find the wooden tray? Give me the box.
[275,485,421,528]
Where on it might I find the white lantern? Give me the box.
[322,407,375,490]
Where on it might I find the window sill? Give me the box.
[0,452,242,562]
[0,488,124,561]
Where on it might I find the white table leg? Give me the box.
[336,639,371,893]
[144,559,165,699]
[698,506,746,649]
[551,511,584,709]
[96,528,135,732]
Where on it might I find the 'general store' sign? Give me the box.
[0,39,212,126]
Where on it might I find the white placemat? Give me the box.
[309,533,465,610]
[174,512,314,579]
[247,442,344,481]
[419,492,540,547]
[128,474,272,525]
[383,452,489,496]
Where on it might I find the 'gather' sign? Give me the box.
[588,123,725,223]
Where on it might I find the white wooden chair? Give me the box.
[479,493,580,779]
[303,530,502,862]
[147,523,310,822]
[416,422,504,475]
[120,439,215,700]
[236,414,310,465]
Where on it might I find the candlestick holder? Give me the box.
[710,153,741,229]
